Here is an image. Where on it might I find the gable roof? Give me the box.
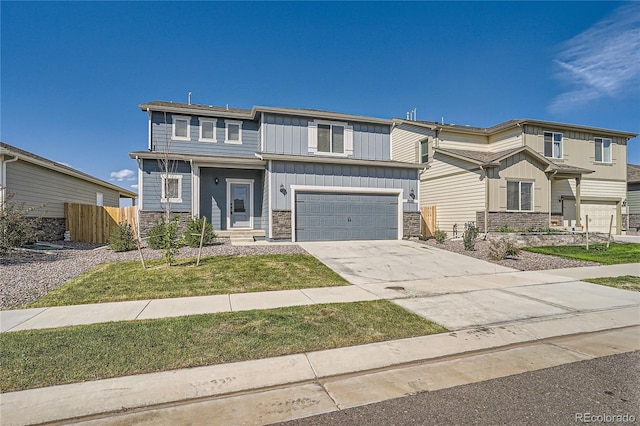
[435,146,594,175]
[393,118,638,139]
[0,142,137,198]
[629,164,640,184]
[140,101,392,125]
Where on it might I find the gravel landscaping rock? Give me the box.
[418,238,598,271]
[0,240,306,309]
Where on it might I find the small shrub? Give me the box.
[146,217,181,265]
[182,216,216,248]
[496,224,514,233]
[489,239,521,260]
[108,222,136,252]
[433,229,447,244]
[0,189,42,255]
[463,224,479,251]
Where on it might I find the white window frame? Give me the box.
[506,180,534,212]
[225,120,243,144]
[307,119,354,156]
[226,178,254,229]
[543,131,563,159]
[198,118,217,142]
[161,174,183,203]
[172,115,191,141]
[96,192,104,207]
[594,137,612,163]
[419,139,429,163]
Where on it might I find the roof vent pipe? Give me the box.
[188,92,192,105]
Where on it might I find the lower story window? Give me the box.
[161,174,182,203]
[507,181,533,211]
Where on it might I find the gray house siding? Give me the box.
[5,160,120,218]
[269,161,419,212]
[199,168,264,232]
[261,113,391,161]
[141,159,192,212]
[150,112,259,157]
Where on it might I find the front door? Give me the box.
[230,183,251,228]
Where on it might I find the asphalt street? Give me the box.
[279,351,640,426]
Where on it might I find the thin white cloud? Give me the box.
[110,169,136,181]
[130,184,138,190]
[549,4,640,114]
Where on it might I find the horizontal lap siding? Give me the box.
[488,128,522,151]
[438,131,488,151]
[6,161,119,218]
[141,159,192,212]
[151,112,259,157]
[628,185,640,214]
[391,123,434,163]
[270,161,418,212]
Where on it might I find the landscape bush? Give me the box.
[489,239,521,260]
[146,216,181,265]
[181,216,216,248]
[463,224,479,251]
[0,189,42,255]
[108,222,136,252]
[433,229,447,244]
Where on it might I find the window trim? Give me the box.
[96,192,104,207]
[225,120,243,144]
[161,174,183,203]
[506,180,534,212]
[594,137,612,163]
[172,115,191,141]
[419,139,429,163]
[310,119,351,156]
[543,131,563,159]
[198,118,217,143]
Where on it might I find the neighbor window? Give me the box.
[161,175,182,203]
[225,120,242,144]
[172,115,191,141]
[318,123,344,153]
[420,139,429,163]
[544,132,562,159]
[199,118,217,142]
[96,192,103,207]
[595,137,611,163]
[507,181,533,211]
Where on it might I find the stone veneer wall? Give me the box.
[476,211,550,233]
[403,211,421,238]
[628,213,640,234]
[138,211,192,237]
[485,232,609,247]
[27,217,66,242]
[271,210,292,240]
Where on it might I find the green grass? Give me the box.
[27,254,348,307]
[583,276,640,292]
[522,243,640,265]
[0,301,447,392]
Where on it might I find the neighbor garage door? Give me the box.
[295,192,398,242]
[581,201,617,233]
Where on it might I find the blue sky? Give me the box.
[2,1,639,199]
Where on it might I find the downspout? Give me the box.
[147,108,152,151]
[0,155,19,208]
[480,164,488,234]
[549,170,558,227]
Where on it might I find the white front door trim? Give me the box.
[226,178,254,229]
[289,184,403,243]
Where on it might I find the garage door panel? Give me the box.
[581,201,617,233]
[295,192,398,242]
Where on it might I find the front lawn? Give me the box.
[522,243,640,265]
[0,301,447,392]
[27,254,348,307]
[584,276,640,292]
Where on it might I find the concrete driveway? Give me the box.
[300,240,640,330]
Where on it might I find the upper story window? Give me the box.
[199,118,217,142]
[172,115,191,141]
[420,139,429,163]
[161,174,182,203]
[595,137,612,163]
[507,181,533,212]
[308,120,354,156]
[543,132,562,159]
[225,120,242,144]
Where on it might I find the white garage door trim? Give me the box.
[581,200,618,234]
[290,185,403,243]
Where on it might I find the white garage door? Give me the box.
[581,201,617,233]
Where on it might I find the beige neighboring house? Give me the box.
[391,119,637,235]
[0,142,137,240]
[628,164,640,234]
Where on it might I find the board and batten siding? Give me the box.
[5,160,119,218]
[391,123,434,163]
[261,113,391,161]
[487,153,549,212]
[141,159,192,212]
[422,165,485,235]
[550,178,627,213]
[269,161,418,212]
[150,112,259,157]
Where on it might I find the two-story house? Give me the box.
[130,101,423,242]
[391,119,637,235]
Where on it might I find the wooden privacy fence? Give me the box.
[65,203,138,244]
[421,206,437,238]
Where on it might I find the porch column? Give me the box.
[575,177,581,227]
